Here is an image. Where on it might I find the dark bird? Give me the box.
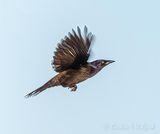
[25,26,115,98]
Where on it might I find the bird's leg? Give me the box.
[69,85,77,92]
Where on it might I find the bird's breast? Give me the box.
[59,67,91,86]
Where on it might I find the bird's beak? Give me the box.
[105,60,115,65]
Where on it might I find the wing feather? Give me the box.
[52,26,94,72]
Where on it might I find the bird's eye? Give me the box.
[101,61,105,64]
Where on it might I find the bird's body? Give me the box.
[25,26,114,98]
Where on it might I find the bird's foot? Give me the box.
[70,85,77,92]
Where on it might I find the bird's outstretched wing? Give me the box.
[52,26,94,72]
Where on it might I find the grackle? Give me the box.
[25,26,115,98]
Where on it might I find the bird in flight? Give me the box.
[25,26,115,98]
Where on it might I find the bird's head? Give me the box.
[90,59,115,70]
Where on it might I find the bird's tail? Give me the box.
[25,77,57,98]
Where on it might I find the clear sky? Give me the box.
[1,0,160,134]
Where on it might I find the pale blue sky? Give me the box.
[1,0,160,134]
